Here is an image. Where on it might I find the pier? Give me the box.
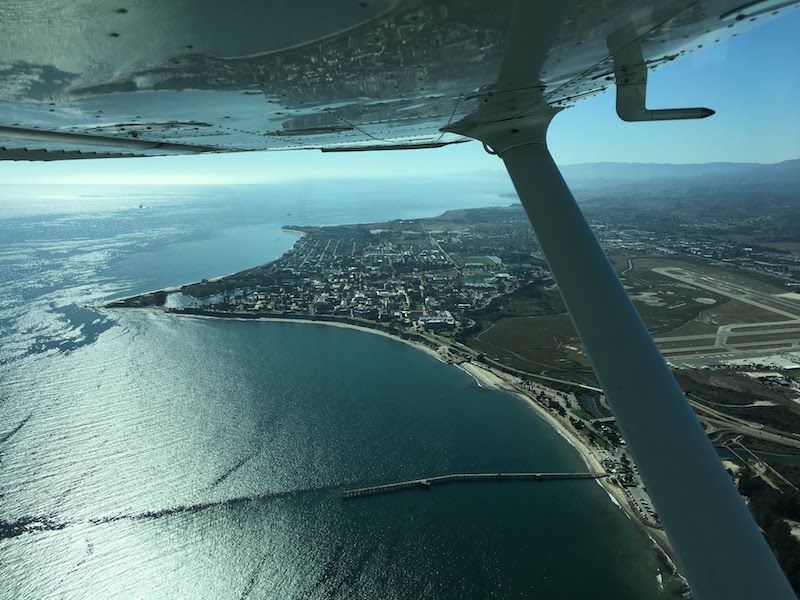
[342,472,605,499]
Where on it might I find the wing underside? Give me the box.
[0,0,796,160]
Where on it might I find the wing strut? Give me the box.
[441,3,791,595]
[450,111,793,599]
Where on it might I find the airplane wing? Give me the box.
[0,0,793,159]
[4,2,800,599]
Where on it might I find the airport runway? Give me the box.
[651,267,800,357]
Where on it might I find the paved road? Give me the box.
[655,327,800,344]
[620,258,634,276]
[661,338,798,355]
[689,399,800,450]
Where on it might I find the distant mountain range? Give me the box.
[488,159,800,213]
[560,159,800,186]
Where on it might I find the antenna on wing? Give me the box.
[609,25,715,121]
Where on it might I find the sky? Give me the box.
[0,8,798,185]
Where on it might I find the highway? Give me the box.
[689,397,800,450]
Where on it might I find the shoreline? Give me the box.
[456,361,679,576]
[106,306,447,363]
[459,362,623,496]
[102,227,306,306]
[106,304,680,583]
[458,365,627,492]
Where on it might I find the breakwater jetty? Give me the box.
[342,472,605,499]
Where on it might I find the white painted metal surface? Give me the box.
[0,0,796,158]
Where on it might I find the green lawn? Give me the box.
[464,255,495,266]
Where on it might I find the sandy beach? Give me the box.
[227,315,447,362]
[105,307,447,363]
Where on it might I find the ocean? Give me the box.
[0,180,670,598]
